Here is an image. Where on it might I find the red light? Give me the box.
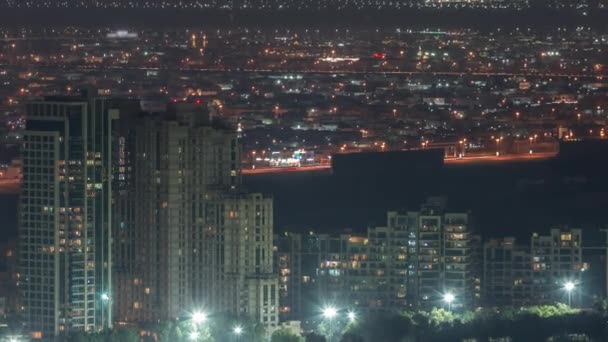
[172,98,178,103]
[195,99,201,104]
[373,53,386,59]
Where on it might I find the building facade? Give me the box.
[483,228,585,307]
[19,97,115,339]
[113,104,278,329]
[314,199,479,313]
[274,233,303,321]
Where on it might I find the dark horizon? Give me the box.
[0,8,606,29]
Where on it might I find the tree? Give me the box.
[207,313,264,342]
[271,328,305,342]
[339,332,364,342]
[526,303,577,318]
[343,311,412,342]
[427,308,455,327]
[108,327,140,342]
[305,332,326,342]
[66,331,89,342]
[593,296,608,316]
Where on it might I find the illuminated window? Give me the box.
[561,234,572,241]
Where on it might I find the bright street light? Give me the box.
[192,311,207,324]
[322,306,337,320]
[101,293,110,301]
[233,325,243,335]
[322,306,338,342]
[443,293,455,303]
[232,324,244,342]
[347,311,356,322]
[564,281,575,292]
[443,293,455,312]
[564,281,576,306]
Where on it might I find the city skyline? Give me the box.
[0,2,608,340]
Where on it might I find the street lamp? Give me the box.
[322,306,337,320]
[233,325,243,342]
[192,311,208,325]
[564,281,576,306]
[322,306,338,342]
[347,311,356,322]
[458,139,467,158]
[443,293,455,312]
[495,138,501,156]
[101,292,110,331]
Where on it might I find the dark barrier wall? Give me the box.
[331,149,445,179]
[559,140,608,162]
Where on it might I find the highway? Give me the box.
[242,164,331,175]
[444,152,557,164]
[242,152,557,175]
[77,65,608,79]
[1,63,592,79]
[0,179,20,194]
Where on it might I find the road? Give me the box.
[0,179,20,194]
[444,152,557,164]
[242,152,558,175]
[242,165,331,175]
[2,63,599,79]
[80,66,607,79]
[0,153,559,181]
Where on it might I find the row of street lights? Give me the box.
[188,283,578,341]
[437,281,576,314]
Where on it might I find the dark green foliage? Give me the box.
[271,328,305,342]
[341,304,608,342]
[305,332,327,342]
[66,328,139,342]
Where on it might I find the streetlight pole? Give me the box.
[190,311,208,341]
[495,138,502,156]
[602,229,608,299]
[564,282,575,307]
[443,293,455,312]
[101,293,109,331]
[233,325,243,342]
[322,306,337,342]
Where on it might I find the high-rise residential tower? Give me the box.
[113,103,278,329]
[315,198,479,312]
[19,97,115,339]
